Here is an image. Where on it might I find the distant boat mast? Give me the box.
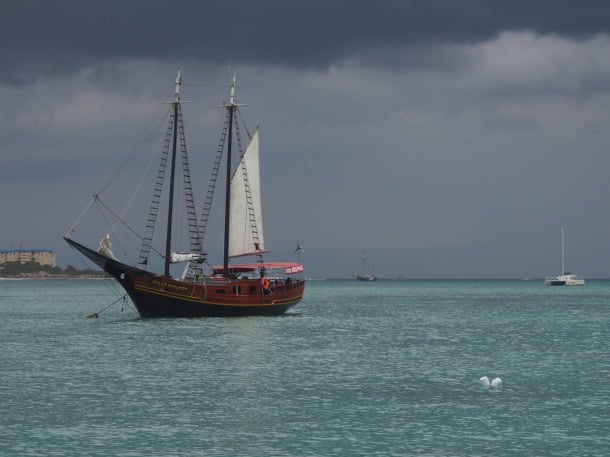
[561,226,565,274]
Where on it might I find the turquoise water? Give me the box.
[2,279,610,456]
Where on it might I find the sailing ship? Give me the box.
[544,226,585,286]
[64,71,305,317]
[353,249,378,281]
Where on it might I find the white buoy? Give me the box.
[480,376,491,387]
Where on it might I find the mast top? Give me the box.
[229,73,236,106]
[164,69,188,105]
[220,72,245,109]
[174,69,182,102]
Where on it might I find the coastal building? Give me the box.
[0,248,57,267]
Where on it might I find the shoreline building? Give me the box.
[0,248,57,267]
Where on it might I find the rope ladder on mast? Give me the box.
[137,111,173,268]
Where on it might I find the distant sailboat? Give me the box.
[544,226,585,286]
[353,249,378,281]
[65,71,305,316]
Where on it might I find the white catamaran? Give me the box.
[544,227,585,286]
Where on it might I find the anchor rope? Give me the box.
[86,294,128,318]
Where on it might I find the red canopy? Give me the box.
[212,262,304,275]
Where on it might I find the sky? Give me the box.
[2,0,610,278]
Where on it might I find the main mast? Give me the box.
[164,70,182,276]
[223,75,237,277]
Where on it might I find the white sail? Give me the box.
[229,128,266,257]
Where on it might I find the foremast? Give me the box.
[164,70,182,276]
[138,69,200,276]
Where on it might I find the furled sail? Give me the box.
[98,234,118,260]
[170,252,204,263]
[229,128,266,257]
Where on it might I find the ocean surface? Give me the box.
[2,278,610,456]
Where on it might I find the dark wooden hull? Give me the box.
[65,237,304,317]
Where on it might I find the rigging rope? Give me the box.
[237,107,252,140]
[97,105,169,196]
[67,105,170,240]
[94,196,166,259]
[182,82,230,88]
[65,196,95,237]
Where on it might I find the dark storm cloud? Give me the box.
[3,0,610,83]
